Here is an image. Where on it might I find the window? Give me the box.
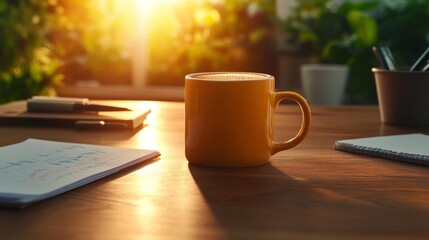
[55,0,184,101]
[54,0,276,101]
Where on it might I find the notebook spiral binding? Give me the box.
[334,142,429,166]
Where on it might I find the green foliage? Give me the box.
[377,0,429,66]
[277,0,429,103]
[51,0,135,85]
[1,0,277,96]
[276,0,378,102]
[277,0,376,59]
[0,0,63,103]
[146,0,276,86]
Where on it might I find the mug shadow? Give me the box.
[188,161,429,239]
[188,162,331,239]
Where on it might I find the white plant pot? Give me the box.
[300,64,349,105]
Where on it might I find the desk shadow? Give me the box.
[188,163,429,239]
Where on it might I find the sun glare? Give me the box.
[135,0,199,19]
[56,0,227,86]
[133,0,204,36]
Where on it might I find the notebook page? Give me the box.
[0,139,159,205]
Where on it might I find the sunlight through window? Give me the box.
[54,0,276,99]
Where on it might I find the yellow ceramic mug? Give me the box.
[185,72,311,167]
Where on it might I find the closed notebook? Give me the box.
[334,134,429,166]
[0,100,150,130]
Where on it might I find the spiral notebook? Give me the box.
[334,134,429,166]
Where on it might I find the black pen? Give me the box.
[372,46,388,69]
[27,97,131,113]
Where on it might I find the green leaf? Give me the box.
[347,10,377,47]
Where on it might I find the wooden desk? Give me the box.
[1,101,429,240]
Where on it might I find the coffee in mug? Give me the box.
[185,72,311,167]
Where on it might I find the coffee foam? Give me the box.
[187,72,273,81]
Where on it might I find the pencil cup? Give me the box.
[372,68,429,127]
[185,72,311,167]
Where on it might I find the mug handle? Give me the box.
[271,91,311,155]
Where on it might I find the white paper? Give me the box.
[0,139,159,206]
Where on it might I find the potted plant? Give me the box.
[276,0,379,103]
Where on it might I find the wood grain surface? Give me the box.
[0,101,429,240]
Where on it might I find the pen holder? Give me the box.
[372,68,429,127]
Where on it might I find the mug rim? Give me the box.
[185,72,274,81]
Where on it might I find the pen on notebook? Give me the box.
[27,97,131,113]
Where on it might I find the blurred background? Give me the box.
[1,0,428,104]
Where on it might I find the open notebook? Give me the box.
[0,139,160,208]
[334,134,429,166]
